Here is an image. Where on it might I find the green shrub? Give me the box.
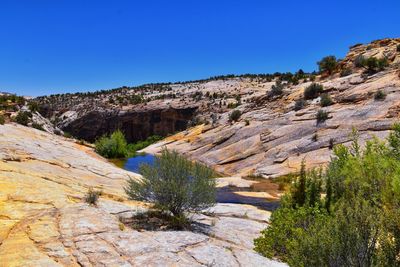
[95,130,128,158]
[127,135,163,152]
[304,83,323,100]
[85,188,102,205]
[269,80,284,97]
[316,110,328,124]
[365,57,389,73]
[125,149,216,227]
[340,68,352,77]
[320,93,333,107]
[311,133,318,142]
[227,102,239,109]
[254,126,400,266]
[229,110,241,122]
[0,115,4,125]
[374,89,386,101]
[397,44,400,52]
[63,132,72,138]
[294,99,305,111]
[14,111,32,126]
[31,122,44,131]
[354,55,389,74]
[28,101,40,112]
[317,55,338,75]
[329,138,335,149]
[354,55,366,68]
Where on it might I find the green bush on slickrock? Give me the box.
[229,109,241,122]
[316,110,328,123]
[317,55,338,75]
[254,126,400,267]
[125,149,216,228]
[320,93,333,107]
[14,111,32,126]
[304,83,323,100]
[95,130,129,158]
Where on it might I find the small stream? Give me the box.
[114,153,280,211]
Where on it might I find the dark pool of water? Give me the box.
[115,153,156,173]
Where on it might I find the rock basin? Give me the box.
[0,124,286,266]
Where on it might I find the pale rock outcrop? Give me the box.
[0,124,285,266]
[144,67,400,177]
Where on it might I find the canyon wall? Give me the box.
[62,107,197,142]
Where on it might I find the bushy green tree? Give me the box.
[317,56,338,75]
[125,149,216,222]
[255,125,400,266]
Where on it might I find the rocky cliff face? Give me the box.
[62,106,197,143]
[0,124,285,266]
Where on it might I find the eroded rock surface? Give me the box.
[143,39,400,177]
[0,124,285,266]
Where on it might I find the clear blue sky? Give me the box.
[1,0,399,96]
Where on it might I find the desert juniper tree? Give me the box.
[125,149,216,219]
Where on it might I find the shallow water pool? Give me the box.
[112,153,156,173]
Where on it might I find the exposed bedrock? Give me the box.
[63,107,198,142]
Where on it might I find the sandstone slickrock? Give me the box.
[0,124,286,266]
[142,39,400,177]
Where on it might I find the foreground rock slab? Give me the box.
[0,124,286,266]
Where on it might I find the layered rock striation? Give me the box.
[0,124,285,266]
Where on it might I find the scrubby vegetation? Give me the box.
[397,44,400,52]
[229,110,241,122]
[294,99,306,111]
[127,135,163,152]
[0,114,4,125]
[354,55,366,68]
[269,80,284,97]
[95,130,162,158]
[317,56,338,75]
[14,111,32,126]
[0,94,25,110]
[354,55,389,74]
[304,83,324,100]
[374,89,386,101]
[316,110,328,123]
[31,122,44,131]
[364,57,389,74]
[340,68,352,77]
[85,188,102,205]
[125,149,216,229]
[255,126,400,266]
[320,93,333,107]
[95,130,129,158]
